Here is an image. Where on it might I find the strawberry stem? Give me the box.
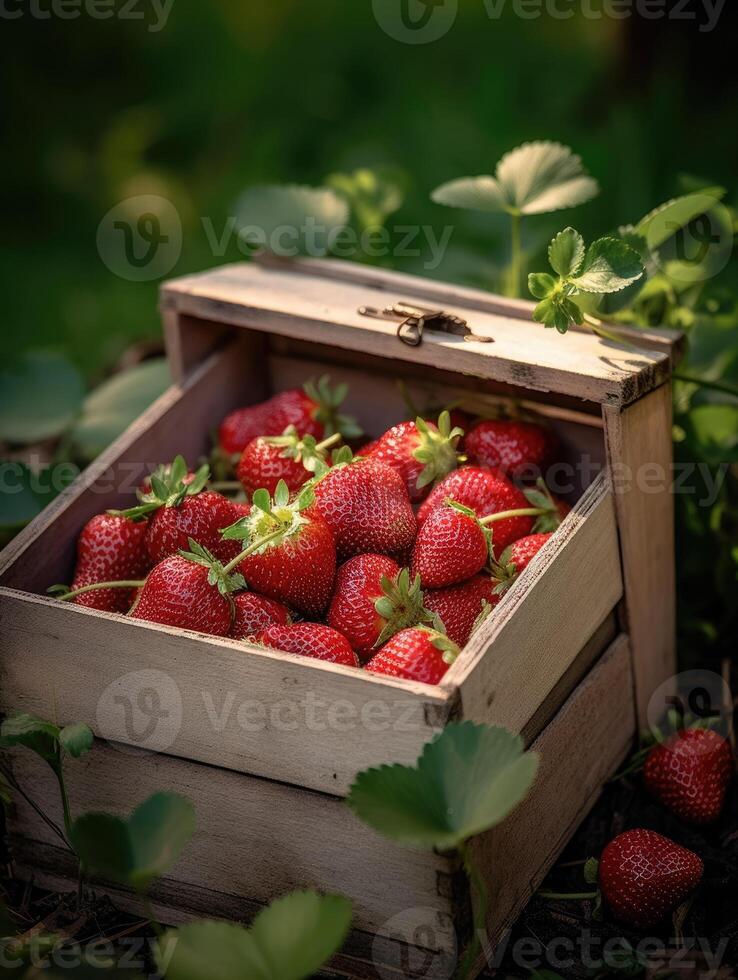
[479,507,547,525]
[221,527,288,575]
[315,432,342,453]
[51,580,146,602]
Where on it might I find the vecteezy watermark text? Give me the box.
[0,0,175,31]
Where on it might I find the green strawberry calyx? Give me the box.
[220,480,315,565]
[179,539,246,598]
[110,455,210,520]
[304,375,364,440]
[417,624,460,667]
[373,568,436,648]
[263,426,343,476]
[522,479,564,533]
[413,411,465,491]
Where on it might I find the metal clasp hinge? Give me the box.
[357,302,492,347]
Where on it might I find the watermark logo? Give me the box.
[373,907,457,979]
[372,0,458,44]
[96,668,183,753]
[97,194,181,282]
[645,193,733,287]
[647,669,733,742]
[0,0,175,32]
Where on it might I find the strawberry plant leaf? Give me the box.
[0,462,47,547]
[347,722,539,850]
[156,891,352,980]
[326,167,404,231]
[548,227,585,278]
[634,186,726,250]
[0,350,85,445]
[58,723,93,759]
[431,175,507,213]
[0,714,61,765]
[72,792,195,891]
[528,273,556,300]
[569,238,644,294]
[252,489,271,515]
[234,185,349,257]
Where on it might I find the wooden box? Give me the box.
[0,259,681,978]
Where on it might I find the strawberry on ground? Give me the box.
[643,727,734,825]
[365,627,459,685]
[68,513,151,613]
[222,480,336,617]
[257,623,359,667]
[465,418,555,480]
[218,376,362,456]
[598,829,703,928]
[236,427,341,496]
[327,555,432,660]
[230,593,292,641]
[312,453,416,561]
[423,574,500,647]
[417,466,534,553]
[411,501,489,589]
[367,411,464,502]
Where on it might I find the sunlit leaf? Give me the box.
[58,723,93,758]
[569,238,644,294]
[635,187,726,250]
[347,722,539,850]
[0,351,84,444]
[326,168,404,231]
[548,227,585,278]
[431,175,507,213]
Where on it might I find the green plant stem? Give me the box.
[582,313,636,347]
[0,762,67,847]
[53,765,74,841]
[674,373,738,398]
[53,580,146,602]
[538,890,598,900]
[480,507,547,525]
[222,526,289,575]
[455,842,489,980]
[141,893,164,939]
[315,432,342,453]
[510,211,523,298]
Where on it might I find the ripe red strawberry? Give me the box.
[417,466,534,553]
[490,533,552,594]
[423,574,500,647]
[312,455,416,560]
[465,419,554,480]
[367,412,463,502]
[598,829,703,928]
[327,556,432,660]
[236,427,340,496]
[69,513,151,613]
[411,502,489,589]
[257,623,359,667]
[365,627,459,685]
[643,728,734,825]
[129,543,244,636]
[218,376,361,456]
[230,593,292,641]
[222,481,336,616]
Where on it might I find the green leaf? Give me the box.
[70,359,170,462]
[0,462,46,547]
[156,891,351,980]
[548,227,585,277]
[432,142,598,216]
[635,187,726,250]
[347,722,539,851]
[0,350,85,444]
[0,714,61,765]
[326,167,404,232]
[72,792,195,891]
[683,405,738,465]
[532,296,583,334]
[528,273,556,300]
[234,185,350,257]
[58,723,93,758]
[569,237,644,294]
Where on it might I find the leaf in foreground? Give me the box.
[156,891,352,980]
[347,721,539,850]
[71,792,195,891]
[0,350,85,444]
[568,238,646,294]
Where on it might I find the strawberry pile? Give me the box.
[51,377,569,686]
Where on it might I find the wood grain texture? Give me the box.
[444,473,624,734]
[161,262,673,406]
[603,385,678,726]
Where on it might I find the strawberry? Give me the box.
[643,728,734,825]
[230,592,292,641]
[365,626,459,685]
[327,556,433,660]
[221,480,336,617]
[367,412,463,502]
[411,501,489,589]
[218,376,362,456]
[128,541,245,636]
[257,623,359,667]
[312,454,416,561]
[598,829,703,928]
[417,466,534,553]
[423,574,500,647]
[236,427,341,496]
[465,419,554,480]
[68,513,151,613]
[490,533,552,594]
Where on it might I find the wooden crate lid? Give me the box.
[161,257,683,408]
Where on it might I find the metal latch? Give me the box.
[357,302,492,347]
